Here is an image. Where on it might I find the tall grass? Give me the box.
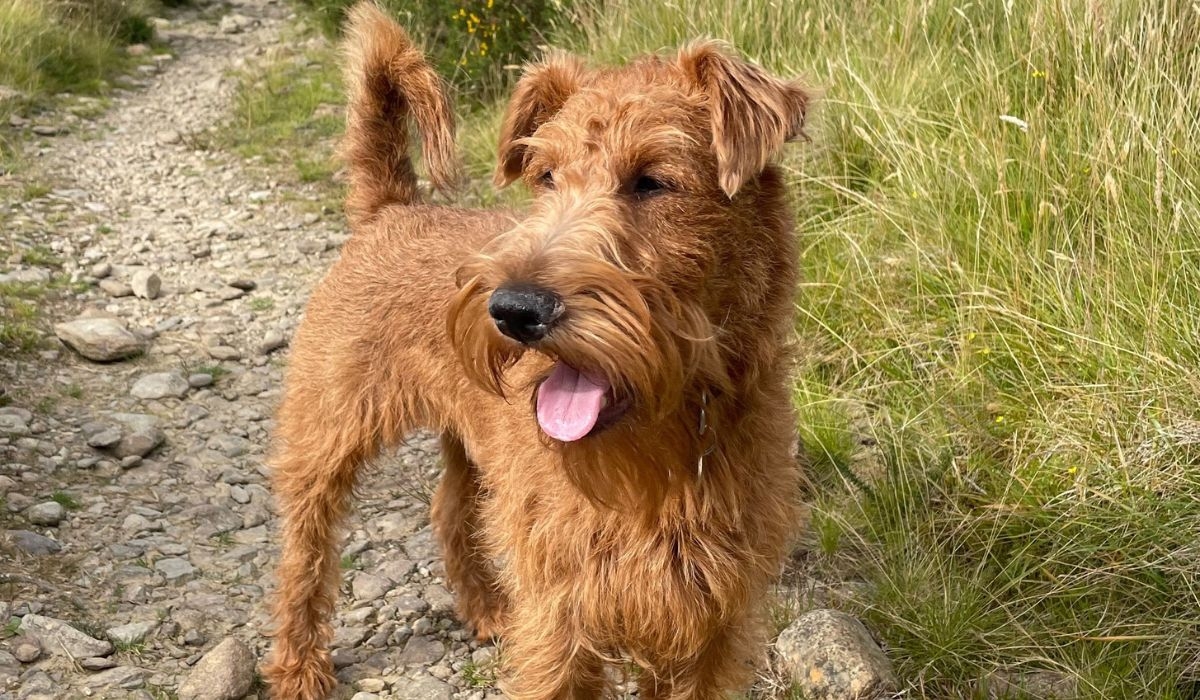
[549,0,1200,697]
[0,0,160,160]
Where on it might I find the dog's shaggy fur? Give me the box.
[263,3,812,698]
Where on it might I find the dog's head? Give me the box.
[448,42,811,506]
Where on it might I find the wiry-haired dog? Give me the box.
[264,3,813,698]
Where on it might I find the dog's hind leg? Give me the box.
[263,383,381,700]
[432,431,507,640]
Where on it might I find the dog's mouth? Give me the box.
[535,360,633,442]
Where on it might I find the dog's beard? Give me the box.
[447,254,730,512]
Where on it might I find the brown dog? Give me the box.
[263,3,811,698]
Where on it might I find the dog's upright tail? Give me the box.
[340,2,461,228]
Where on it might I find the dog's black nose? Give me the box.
[488,285,562,344]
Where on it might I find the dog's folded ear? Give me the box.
[677,41,813,197]
[494,52,587,187]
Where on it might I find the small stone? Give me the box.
[32,124,65,136]
[86,426,122,448]
[188,373,214,388]
[54,317,145,362]
[258,330,287,355]
[131,269,162,299]
[108,413,164,458]
[107,621,156,646]
[99,278,133,297]
[177,637,256,700]
[154,557,195,583]
[81,665,146,690]
[397,635,445,667]
[18,614,114,658]
[775,609,896,700]
[227,278,256,291]
[80,655,117,671]
[216,286,246,301]
[392,673,453,700]
[218,13,255,34]
[157,130,182,145]
[90,262,113,278]
[355,678,386,693]
[130,371,190,400]
[351,694,381,700]
[122,513,155,532]
[5,529,61,555]
[352,573,392,602]
[126,43,149,56]
[25,501,65,526]
[13,638,41,663]
[207,345,241,361]
[0,267,50,284]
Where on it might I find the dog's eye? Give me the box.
[633,175,667,197]
[538,170,555,189]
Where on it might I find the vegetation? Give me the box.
[227,0,1200,696]
[0,0,169,161]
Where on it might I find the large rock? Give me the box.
[18,614,114,659]
[4,530,62,556]
[108,413,165,458]
[24,502,65,527]
[775,609,896,700]
[177,637,256,700]
[130,371,189,400]
[54,317,145,361]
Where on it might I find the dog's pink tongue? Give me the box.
[536,361,609,442]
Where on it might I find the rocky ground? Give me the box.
[0,1,896,699]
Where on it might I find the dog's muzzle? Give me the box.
[487,284,563,345]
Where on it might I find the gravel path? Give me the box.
[0,1,496,698]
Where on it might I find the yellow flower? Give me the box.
[487,0,494,7]
[1067,465,1078,475]
[994,415,1005,424]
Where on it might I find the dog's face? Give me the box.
[448,42,809,502]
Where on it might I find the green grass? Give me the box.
[50,491,80,510]
[0,0,164,163]
[537,0,1200,696]
[214,40,344,186]
[0,281,45,353]
[248,296,275,311]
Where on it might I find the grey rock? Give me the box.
[91,261,112,278]
[131,269,161,299]
[109,413,164,458]
[352,572,393,602]
[13,638,40,663]
[24,501,65,526]
[397,636,445,667]
[188,373,214,388]
[351,693,382,700]
[177,637,256,700]
[258,330,287,354]
[0,267,50,284]
[80,655,117,670]
[5,529,61,555]
[87,427,123,448]
[392,673,453,700]
[207,345,241,361]
[99,278,134,297]
[81,665,146,690]
[154,557,195,583]
[54,317,145,361]
[106,621,157,645]
[18,614,114,658]
[0,413,29,436]
[31,124,65,136]
[218,13,255,34]
[775,609,896,700]
[215,285,245,301]
[130,371,190,400]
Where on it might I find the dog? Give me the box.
[263,3,812,698]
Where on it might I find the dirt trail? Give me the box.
[1,1,493,698]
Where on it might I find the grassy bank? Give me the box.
[555,1,1198,697]
[0,0,169,164]
[242,0,1200,696]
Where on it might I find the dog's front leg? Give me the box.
[263,405,375,699]
[499,597,608,700]
[637,620,756,700]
